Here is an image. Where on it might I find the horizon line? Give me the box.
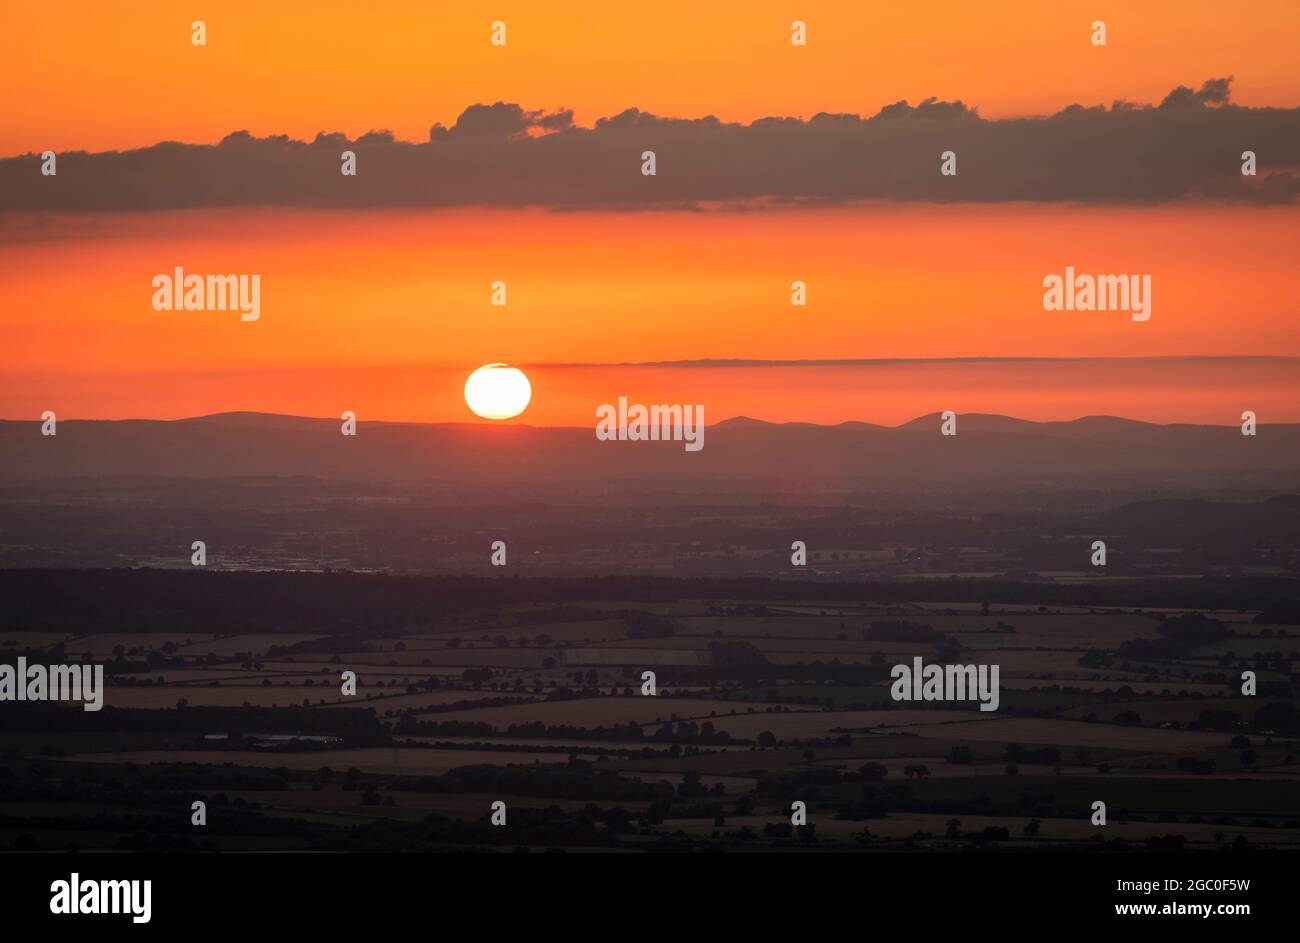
[1,409,1287,430]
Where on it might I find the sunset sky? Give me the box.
[6,1,1300,153]
[2,1,1298,425]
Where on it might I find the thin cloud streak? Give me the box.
[528,356,1300,368]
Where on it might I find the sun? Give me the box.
[464,363,532,420]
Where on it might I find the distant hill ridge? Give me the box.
[2,411,1297,491]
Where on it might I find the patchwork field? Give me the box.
[421,698,811,729]
[62,747,578,775]
[6,589,1297,853]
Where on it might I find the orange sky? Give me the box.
[2,3,1298,425]
[3,1,1299,154]
[3,205,1297,423]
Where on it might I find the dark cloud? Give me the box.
[876,97,977,120]
[1161,76,1234,110]
[432,102,557,139]
[3,79,1297,210]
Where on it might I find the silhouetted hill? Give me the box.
[2,412,1297,495]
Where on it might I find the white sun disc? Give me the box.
[464,363,532,420]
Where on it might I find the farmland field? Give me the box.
[3,572,1297,855]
